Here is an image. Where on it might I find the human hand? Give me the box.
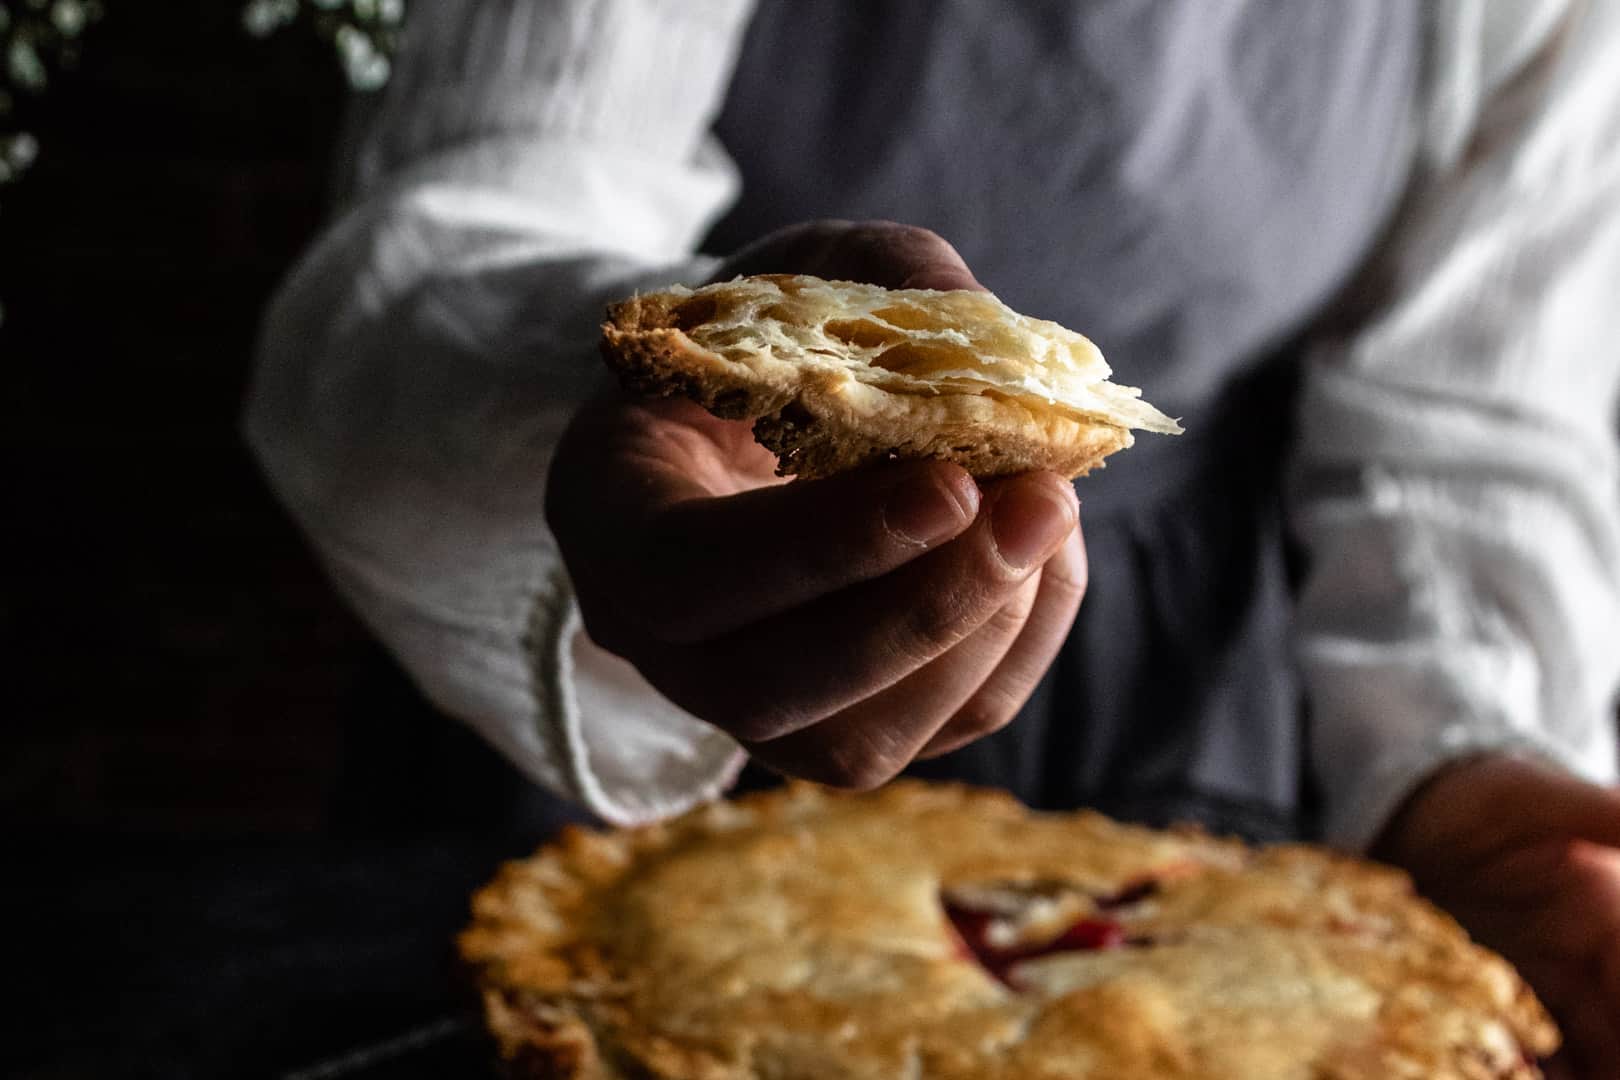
[717,218,986,293]
[545,220,1084,788]
[1373,755,1620,1080]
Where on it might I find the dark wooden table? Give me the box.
[12,796,591,1079]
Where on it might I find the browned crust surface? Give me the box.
[600,286,1135,481]
[460,782,1558,1080]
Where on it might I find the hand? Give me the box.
[718,218,986,292]
[546,220,1085,789]
[1373,755,1620,1080]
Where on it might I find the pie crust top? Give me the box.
[600,275,1182,481]
[460,782,1556,1079]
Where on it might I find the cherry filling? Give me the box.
[1095,878,1161,910]
[944,901,1134,986]
[943,877,1169,985]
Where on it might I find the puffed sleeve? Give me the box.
[1292,0,1620,848]
[243,0,758,824]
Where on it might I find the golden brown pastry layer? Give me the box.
[601,274,1181,480]
[462,782,1556,1080]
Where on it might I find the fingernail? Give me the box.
[991,480,1078,572]
[886,471,978,547]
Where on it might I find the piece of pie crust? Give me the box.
[460,782,1556,1079]
[600,275,1182,480]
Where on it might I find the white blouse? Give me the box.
[243,0,1620,846]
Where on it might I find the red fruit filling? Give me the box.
[944,901,1129,985]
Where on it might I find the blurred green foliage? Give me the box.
[1,0,404,190]
[242,0,405,92]
[1,0,103,185]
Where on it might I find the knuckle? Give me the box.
[1044,545,1089,601]
[854,219,946,255]
[972,604,1030,659]
[816,751,903,792]
[909,226,954,254]
[896,587,978,663]
[901,228,959,265]
[857,219,946,249]
[848,217,906,239]
[987,580,1040,633]
[717,700,805,744]
[951,689,1024,742]
[902,229,965,271]
[911,224,945,241]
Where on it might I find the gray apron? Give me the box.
[713,0,1421,840]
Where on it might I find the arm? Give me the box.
[1294,0,1620,851]
[246,3,1079,828]
[244,0,759,824]
[1292,3,1620,1072]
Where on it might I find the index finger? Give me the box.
[626,458,983,644]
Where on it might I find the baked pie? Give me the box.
[600,274,1182,480]
[460,782,1556,1079]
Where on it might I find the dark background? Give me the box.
[4,3,356,837]
[2,5,1615,1079]
[3,6,569,1076]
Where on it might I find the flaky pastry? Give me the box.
[601,275,1182,479]
[461,782,1556,1079]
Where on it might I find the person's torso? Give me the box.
[713,0,1424,838]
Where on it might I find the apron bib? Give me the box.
[715,0,1421,840]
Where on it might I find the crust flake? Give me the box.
[599,277,1159,480]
